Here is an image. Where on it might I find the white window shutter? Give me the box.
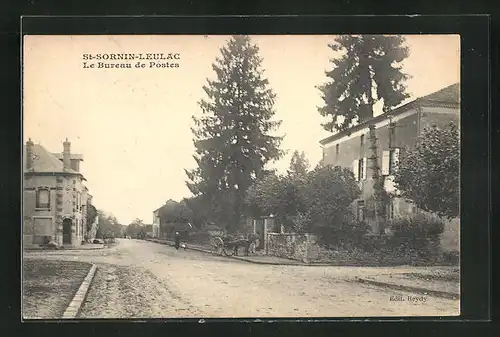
[352,159,359,181]
[362,158,368,180]
[381,151,390,175]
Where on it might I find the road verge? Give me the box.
[355,277,460,300]
[61,264,98,319]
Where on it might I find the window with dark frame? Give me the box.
[360,134,365,147]
[387,200,395,220]
[36,188,50,209]
[335,144,339,155]
[358,158,364,181]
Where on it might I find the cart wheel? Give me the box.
[223,247,235,256]
[214,245,223,256]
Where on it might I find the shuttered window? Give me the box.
[352,159,359,181]
[362,158,367,180]
[381,151,390,175]
[36,188,50,209]
[354,158,368,181]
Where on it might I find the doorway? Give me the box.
[63,218,72,245]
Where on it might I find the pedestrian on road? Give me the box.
[174,231,180,250]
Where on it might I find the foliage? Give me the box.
[126,218,145,238]
[185,35,283,231]
[95,210,122,239]
[245,151,310,231]
[388,214,445,262]
[86,204,98,232]
[159,199,194,224]
[244,172,307,230]
[287,150,310,177]
[182,196,208,229]
[390,214,445,237]
[301,165,362,244]
[394,122,460,219]
[317,34,411,131]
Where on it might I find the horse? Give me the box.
[227,234,260,256]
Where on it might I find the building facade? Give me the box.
[320,83,460,233]
[152,207,161,238]
[23,138,91,248]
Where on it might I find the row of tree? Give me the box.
[157,34,458,237]
[94,210,123,239]
[125,218,153,239]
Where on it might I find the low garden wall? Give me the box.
[266,232,456,266]
[266,233,319,263]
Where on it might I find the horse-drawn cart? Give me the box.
[211,235,258,256]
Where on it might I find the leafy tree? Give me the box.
[86,204,98,232]
[186,35,283,231]
[159,199,193,224]
[96,210,122,239]
[394,122,459,219]
[287,150,310,178]
[246,173,307,231]
[317,35,411,226]
[126,218,145,237]
[302,165,363,245]
[245,151,309,230]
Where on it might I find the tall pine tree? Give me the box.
[186,35,283,231]
[318,35,410,132]
[317,35,411,228]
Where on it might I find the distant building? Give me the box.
[152,207,161,238]
[23,138,91,248]
[320,83,460,233]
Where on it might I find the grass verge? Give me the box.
[22,259,92,319]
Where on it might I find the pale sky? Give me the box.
[23,35,460,225]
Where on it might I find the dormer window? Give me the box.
[36,188,51,209]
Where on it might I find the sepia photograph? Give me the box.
[22,34,460,319]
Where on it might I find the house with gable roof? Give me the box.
[319,83,460,234]
[23,138,91,248]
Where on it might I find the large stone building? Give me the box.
[320,83,460,233]
[23,138,91,248]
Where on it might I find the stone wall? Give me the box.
[441,217,460,252]
[266,233,319,262]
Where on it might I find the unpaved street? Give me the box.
[24,239,460,318]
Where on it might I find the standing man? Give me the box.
[174,231,180,250]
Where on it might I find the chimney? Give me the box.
[63,138,71,170]
[26,138,34,171]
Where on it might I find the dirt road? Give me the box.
[24,239,460,318]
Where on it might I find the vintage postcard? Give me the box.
[22,34,460,319]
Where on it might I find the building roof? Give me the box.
[419,83,460,104]
[153,206,163,213]
[24,143,81,175]
[319,82,460,145]
[51,153,84,161]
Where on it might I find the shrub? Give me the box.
[314,220,371,249]
[389,214,445,263]
[390,213,445,237]
[442,250,460,265]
